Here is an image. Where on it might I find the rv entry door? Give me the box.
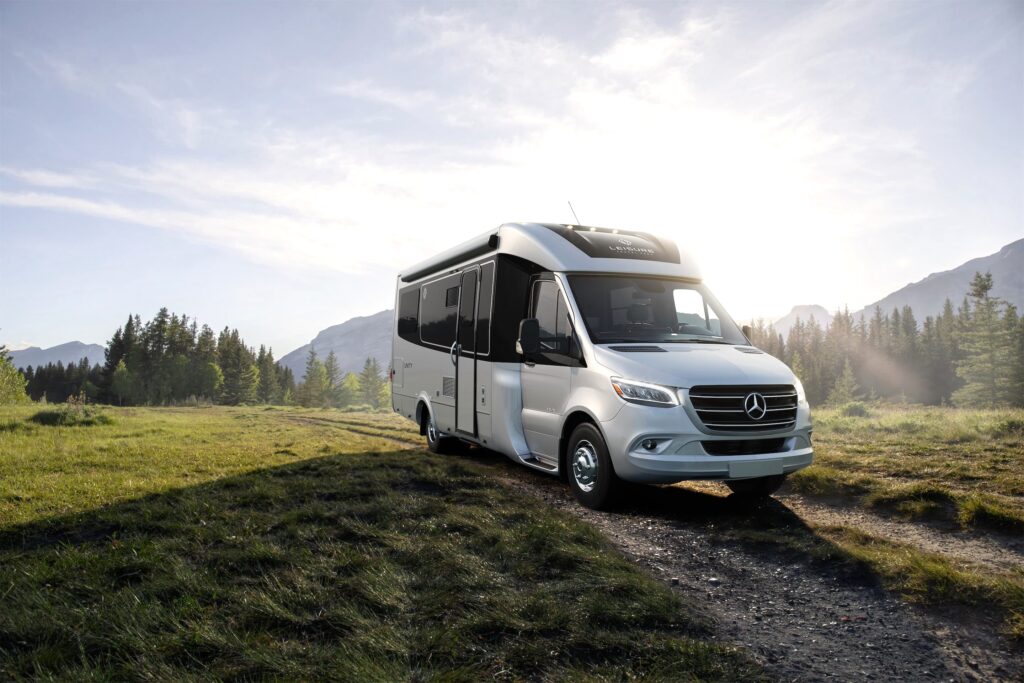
[455,268,478,435]
[520,279,573,462]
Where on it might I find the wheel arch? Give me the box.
[415,396,433,435]
[559,409,610,482]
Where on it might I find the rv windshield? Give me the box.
[566,275,747,345]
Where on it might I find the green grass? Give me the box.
[789,404,1024,532]
[0,405,758,680]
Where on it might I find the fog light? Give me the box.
[642,439,657,451]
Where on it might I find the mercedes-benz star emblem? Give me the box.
[744,392,767,420]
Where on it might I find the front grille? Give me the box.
[689,385,797,432]
[702,438,787,456]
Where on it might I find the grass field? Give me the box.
[0,405,758,680]
[790,404,1024,532]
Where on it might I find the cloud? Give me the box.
[0,167,95,189]
[328,79,439,112]
[0,2,995,317]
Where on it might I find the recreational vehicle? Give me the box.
[391,223,813,509]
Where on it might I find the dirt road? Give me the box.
[468,452,1022,682]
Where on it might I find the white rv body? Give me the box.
[391,223,812,507]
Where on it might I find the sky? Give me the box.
[1,0,1022,355]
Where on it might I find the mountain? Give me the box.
[280,309,393,379]
[853,238,1024,321]
[772,305,833,339]
[9,341,106,370]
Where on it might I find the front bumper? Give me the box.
[602,401,814,484]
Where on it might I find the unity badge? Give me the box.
[743,392,767,420]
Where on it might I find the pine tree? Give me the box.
[827,359,860,405]
[358,357,385,408]
[298,348,327,407]
[1006,306,1024,407]
[323,351,341,407]
[238,363,259,404]
[256,346,280,404]
[953,272,1014,407]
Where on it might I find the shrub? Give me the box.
[840,402,870,417]
[991,418,1024,439]
[29,393,114,427]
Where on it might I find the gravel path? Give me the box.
[473,455,1021,682]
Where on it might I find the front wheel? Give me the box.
[726,474,787,498]
[566,423,620,509]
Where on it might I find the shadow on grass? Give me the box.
[0,449,761,681]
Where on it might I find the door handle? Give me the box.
[450,342,459,366]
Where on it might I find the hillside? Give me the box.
[853,238,1024,320]
[9,341,106,370]
[772,305,833,338]
[280,309,392,378]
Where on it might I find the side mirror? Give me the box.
[741,324,752,341]
[516,318,540,356]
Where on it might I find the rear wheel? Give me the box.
[566,423,620,509]
[425,413,459,455]
[726,474,787,498]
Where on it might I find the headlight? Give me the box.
[610,377,681,407]
[794,377,807,403]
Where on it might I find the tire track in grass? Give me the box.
[282,415,422,449]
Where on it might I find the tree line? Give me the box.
[7,308,392,409]
[5,274,1021,409]
[746,272,1024,407]
[293,350,389,409]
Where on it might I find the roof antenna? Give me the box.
[567,201,581,225]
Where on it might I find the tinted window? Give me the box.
[532,281,559,341]
[476,262,494,355]
[567,275,745,344]
[420,274,460,347]
[397,287,419,343]
[458,270,477,352]
[531,280,573,358]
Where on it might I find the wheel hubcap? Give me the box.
[427,418,438,444]
[572,440,599,493]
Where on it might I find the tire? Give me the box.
[424,412,459,455]
[726,474,787,498]
[565,422,620,509]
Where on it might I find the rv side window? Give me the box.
[420,274,460,347]
[397,288,419,343]
[476,262,494,355]
[458,270,477,352]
